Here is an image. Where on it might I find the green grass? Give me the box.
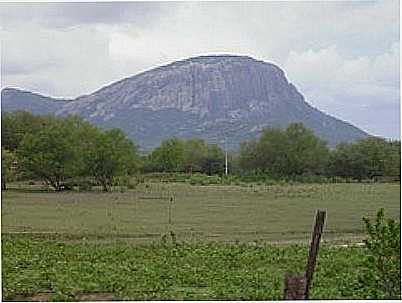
[2,182,400,300]
[2,234,371,301]
[2,182,400,243]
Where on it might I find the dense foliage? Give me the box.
[3,112,139,191]
[18,117,85,190]
[238,123,400,182]
[239,123,329,177]
[145,138,225,175]
[83,128,139,191]
[328,138,401,181]
[359,209,401,299]
[1,111,50,151]
[1,112,399,189]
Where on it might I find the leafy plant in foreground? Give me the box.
[359,208,401,299]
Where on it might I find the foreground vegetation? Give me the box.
[3,207,400,302]
[0,234,378,301]
[3,182,399,300]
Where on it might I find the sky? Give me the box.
[0,1,400,139]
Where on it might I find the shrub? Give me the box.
[78,181,92,192]
[358,208,401,299]
[114,175,129,186]
[187,173,222,186]
[127,178,141,190]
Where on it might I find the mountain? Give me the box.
[1,88,70,115]
[1,55,368,150]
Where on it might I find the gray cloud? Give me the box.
[0,1,399,139]
[0,2,177,29]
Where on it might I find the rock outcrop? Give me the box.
[2,55,368,150]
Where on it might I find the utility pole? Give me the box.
[225,149,228,176]
[224,138,228,176]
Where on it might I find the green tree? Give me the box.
[255,127,288,176]
[239,123,329,178]
[383,140,400,177]
[2,111,52,151]
[201,144,225,175]
[17,117,82,191]
[83,129,139,191]
[328,137,400,181]
[328,143,369,181]
[1,148,17,190]
[285,123,329,176]
[182,139,208,174]
[358,137,389,178]
[148,138,185,172]
[238,139,259,172]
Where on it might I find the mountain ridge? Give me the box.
[1,55,369,150]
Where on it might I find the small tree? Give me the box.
[284,123,329,176]
[182,139,208,174]
[148,138,185,172]
[238,123,329,178]
[18,119,80,191]
[83,129,138,192]
[1,148,17,190]
[328,138,401,181]
[328,143,370,181]
[1,111,50,151]
[201,144,225,175]
[359,209,401,299]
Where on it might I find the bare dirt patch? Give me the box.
[74,292,117,301]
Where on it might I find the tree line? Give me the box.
[2,112,400,191]
[237,123,400,181]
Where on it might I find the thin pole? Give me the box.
[305,210,326,299]
[224,139,228,176]
[225,150,228,176]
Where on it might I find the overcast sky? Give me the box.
[0,1,400,139]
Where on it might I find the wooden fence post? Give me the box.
[283,210,326,300]
[304,210,326,299]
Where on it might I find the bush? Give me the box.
[78,181,92,192]
[114,175,129,186]
[127,179,139,190]
[221,175,240,185]
[358,208,401,299]
[187,173,222,186]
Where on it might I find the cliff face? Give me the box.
[2,55,368,150]
[57,56,297,120]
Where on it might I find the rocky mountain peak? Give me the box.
[60,55,291,120]
[1,55,368,150]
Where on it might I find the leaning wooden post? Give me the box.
[304,209,326,299]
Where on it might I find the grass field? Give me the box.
[1,182,400,300]
[2,182,400,243]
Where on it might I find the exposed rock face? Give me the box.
[1,55,368,150]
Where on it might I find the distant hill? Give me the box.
[1,55,368,150]
[1,88,70,115]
